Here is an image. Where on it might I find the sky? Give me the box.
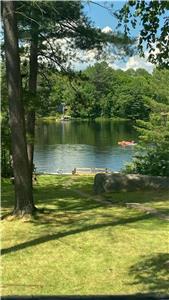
[74,1,155,73]
[84,1,126,30]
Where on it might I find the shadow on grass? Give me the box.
[2,177,169,227]
[2,176,169,214]
[1,213,152,256]
[130,253,169,293]
[1,182,102,218]
[34,178,169,206]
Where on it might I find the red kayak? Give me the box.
[118,140,137,147]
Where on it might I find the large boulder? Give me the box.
[94,173,169,194]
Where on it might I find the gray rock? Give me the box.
[94,173,169,194]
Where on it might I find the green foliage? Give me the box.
[43,62,158,120]
[17,0,132,76]
[16,1,133,119]
[118,66,169,177]
[125,108,169,176]
[108,73,151,120]
[116,1,169,68]
[125,145,169,176]
[150,68,169,104]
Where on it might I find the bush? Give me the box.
[125,145,169,177]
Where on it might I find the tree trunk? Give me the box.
[26,25,39,181]
[2,1,35,215]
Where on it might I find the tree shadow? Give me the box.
[1,213,152,256]
[2,176,169,216]
[103,190,169,205]
[1,181,102,219]
[33,181,169,212]
[129,253,169,293]
[2,177,169,227]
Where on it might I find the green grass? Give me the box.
[1,175,169,296]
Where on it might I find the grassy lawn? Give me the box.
[1,175,169,296]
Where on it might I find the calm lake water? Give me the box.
[34,120,138,173]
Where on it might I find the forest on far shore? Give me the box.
[26,62,169,121]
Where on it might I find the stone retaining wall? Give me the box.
[94,173,169,194]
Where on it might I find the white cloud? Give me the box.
[35,28,155,74]
[73,53,154,73]
[102,26,113,33]
[121,53,154,73]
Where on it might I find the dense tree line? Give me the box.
[38,62,169,122]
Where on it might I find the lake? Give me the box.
[34,120,138,173]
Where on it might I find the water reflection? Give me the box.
[34,120,137,173]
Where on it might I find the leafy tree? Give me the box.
[43,63,154,120]
[2,1,35,215]
[116,0,169,68]
[117,1,169,176]
[125,109,169,176]
[16,0,132,180]
[150,68,169,104]
[2,0,134,189]
[111,74,151,120]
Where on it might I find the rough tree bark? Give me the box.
[26,25,39,182]
[2,1,35,215]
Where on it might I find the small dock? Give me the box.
[37,168,112,176]
[72,167,111,175]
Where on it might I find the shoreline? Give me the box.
[36,115,130,124]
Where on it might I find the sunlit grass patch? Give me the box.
[1,175,169,295]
